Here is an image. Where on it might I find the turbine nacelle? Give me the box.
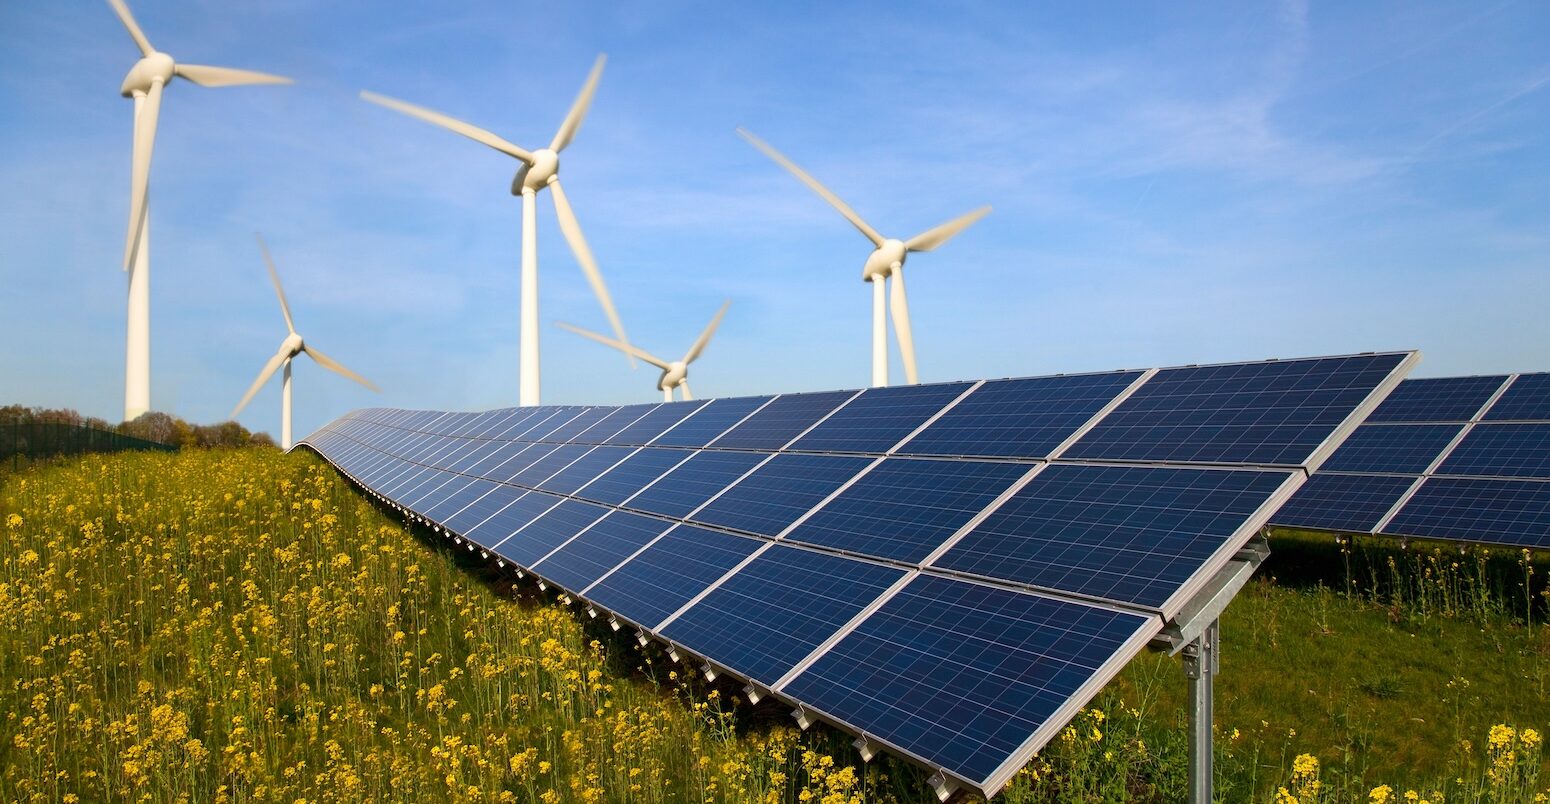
[120,52,174,96]
[511,148,559,195]
[280,332,305,358]
[862,239,908,281]
[657,361,690,392]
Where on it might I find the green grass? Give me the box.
[2,448,1546,802]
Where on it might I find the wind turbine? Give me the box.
[360,54,632,408]
[737,128,990,388]
[559,301,730,402]
[232,235,380,450]
[107,0,292,421]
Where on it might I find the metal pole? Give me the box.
[1184,618,1219,804]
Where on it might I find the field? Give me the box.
[1,448,1546,803]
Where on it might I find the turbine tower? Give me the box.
[107,0,292,421]
[559,301,730,402]
[360,55,632,408]
[232,235,380,450]
[737,128,990,387]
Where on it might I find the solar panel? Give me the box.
[689,454,874,537]
[299,350,1413,798]
[1270,371,1550,547]
[661,545,907,685]
[895,371,1142,460]
[789,382,974,454]
[932,464,1295,612]
[782,458,1032,563]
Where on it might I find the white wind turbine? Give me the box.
[559,301,731,402]
[737,128,990,387]
[107,0,292,421]
[231,236,380,450]
[360,55,632,408]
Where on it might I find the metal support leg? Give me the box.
[1183,618,1219,804]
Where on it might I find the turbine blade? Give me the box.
[904,206,992,253]
[107,0,153,57]
[123,77,163,270]
[360,91,534,163]
[548,178,635,367]
[231,349,289,418]
[683,300,730,365]
[890,268,919,385]
[255,233,295,334]
[736,127,885,247]
[175,63,292,88]
[302,345,381,392]
[678,380,692,401]
[557,322,671,370]
[550,54,606,153]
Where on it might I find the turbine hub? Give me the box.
[282,332,305,356]
[512,148,560,194]
[659,362,689,391]
[862,239,908,281]
[120,52,175,97]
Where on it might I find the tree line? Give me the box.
[0,405,275,449]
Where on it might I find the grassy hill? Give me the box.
[1,449,1545,802]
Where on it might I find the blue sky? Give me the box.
[1,1,1546,439]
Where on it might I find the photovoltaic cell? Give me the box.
[508,444,592,487]
[493,500,612,567]
[605,400,705,446]
[423,477,501,523]
[624,451,768,519]
[441,484,528,534]
[538,446,636,494]
[781,574,1154,789]
[1483,374,1550,421]
[470,491,564,548]
[783,458,1031,563]
[1269,473,1416,533]
[1065,354,1409,465]
[1386,477,1550,548]
[690,454,873,537]
[933,464,1293,610]
[789,382,973,454]
[651,396,770,448]
[1320,423,1466,474]
[575,448,692,506]
[661,546,906,685]
[584,526,762,629]
[709,391,855,450]
[896,372,1141,460]
[485,443,560,483]
[531,512,675,593]
[572,405,656,444]
[1367,375,1508,423]
[1434,424,1550,478]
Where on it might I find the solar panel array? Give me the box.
[1271,372,1550,548]
[299,352,1414,797]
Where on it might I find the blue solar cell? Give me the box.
[494,500,612,567]
[691,454,873,536]
[606,400,707,445]
[538,446,637,495]
[934,464,1293,610]
[897,372,1142,459]
[781,574,1154,789]
[662,545,906,684]
[423,477,501,523]
[1269,473,1415,533]
[381,465,438,500]
[441,483,527,534]
[584,526,762,629]
[784,458,1032,563]
[1320,424,1465,474]
[403,472,468,510]
[624,451,768,519]
[500,409,572,440]
[1065,354,1409,465]
[537,408,615,442]
[651,396,771,447]
[468,491,564,549]
[709,391,856,450]
[1386,477,1550,548]
[508,444,593,487]
[789,383,974,454]
[1367,375,1508,423]
[531,511,675,593]
[446,440,504,473]
[1483,374,1550,422]
[520,408,591,441]
[572,404,657,443]
[1435,424,1550,478]
[574,448,692,505]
